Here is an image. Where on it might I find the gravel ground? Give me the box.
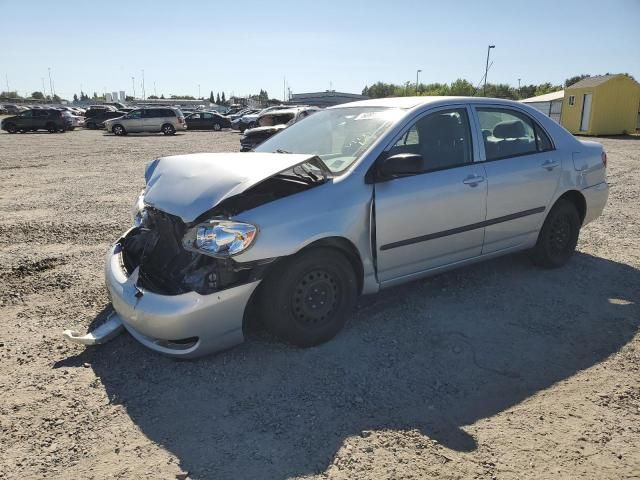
[0,127,638,480]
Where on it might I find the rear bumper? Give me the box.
[582,181,609,226]
[105,238,259,358]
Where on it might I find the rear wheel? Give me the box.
[5,123,17,134]
[213,122,221,131]
[530,199,581,268]
[161,123,176,135]
[258,248,358,347]
[46,122,57,133]
[112,124,125,136]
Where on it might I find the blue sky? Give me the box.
[1,0,639,101]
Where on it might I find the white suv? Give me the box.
[104,107,186,135]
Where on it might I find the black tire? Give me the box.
[5,123,17,134]
[530,199,581,268]
[46,122,57,133]
[58,125,67,133]
[112,124,125,136]
[213,122,221,131]
[258,248,357,347]
[162,123,175,135]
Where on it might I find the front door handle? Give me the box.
[542,160,559,171]
[463,175,485,187]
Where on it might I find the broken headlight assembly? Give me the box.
[183,220,257,258]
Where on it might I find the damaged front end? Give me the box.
[121,209,272,296]
[64,152,332,357]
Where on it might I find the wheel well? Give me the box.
[556,190,586,223]
[242,237,365,332]
[299,237,364,294]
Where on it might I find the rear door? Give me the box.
[374,106,488,284]
[472,106,561,254]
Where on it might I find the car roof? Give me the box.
[329,96,527,110]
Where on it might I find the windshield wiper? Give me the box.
[274,149,291,154]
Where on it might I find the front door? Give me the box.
[474,107,561,253]
[124,109,144,132]
[375,107,487,284]
[580,93,592,132]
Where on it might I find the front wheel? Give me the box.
[258,248,358,347]
[213,122,221,131]
[5,123,17,133]
[112,124,125,136]
[162,123,175,135]
[530,199,581,268]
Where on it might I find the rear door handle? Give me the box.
[542,160,559,171]
[463,175,485,187]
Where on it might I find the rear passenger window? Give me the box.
[477,108,553,160]
[387,108,473,172]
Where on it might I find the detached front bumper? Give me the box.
[105,239,260,358]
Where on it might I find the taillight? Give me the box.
[178,117,184,124]
[601,151,607,168]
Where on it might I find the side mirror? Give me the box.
[377,153,424,180]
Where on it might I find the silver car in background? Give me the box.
[104,106,186,135]
[66,96,608,358]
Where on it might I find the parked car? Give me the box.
[240,107,319,151]
[84,111,127,129]
[64,96,609,358]
[226,108,259,121]
[1,108,67,133]
[233,105,305,132]
[185,111,231,131]
[85,105,117,118]
[60,110,84,130]
[2,104,27,115]
[103,107,186,135]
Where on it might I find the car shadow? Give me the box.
[55,252,639,479]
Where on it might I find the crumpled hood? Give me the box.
[143,152,322,223]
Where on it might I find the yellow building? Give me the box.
[560,74,640,135]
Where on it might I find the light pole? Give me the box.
[198,84,201,99]
[154,81,157,97]
[141,70,145,100]
[483,45,495,96]
[48,67,54,98]
[518,78,521,97]
[416,69,422,96]
[131,76,136,99]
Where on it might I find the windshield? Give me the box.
[255,107,404,173]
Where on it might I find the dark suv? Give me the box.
[1,108,67,133]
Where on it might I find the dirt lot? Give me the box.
[0,127,638,480]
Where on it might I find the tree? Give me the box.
[125,96,134,102]
[216,92,221,104]
[160,94,165,99]
[92,92,98,100]
[52,94,61,102]
[221,92,226,104]
[0,91,21,99]
[31,91,45,99]
[448,79,476,96]
[209,91,214,103]
[80,91,89,101]
[73,93,78,102]
[148,95,159,99]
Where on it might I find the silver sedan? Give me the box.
[65,96,609,357]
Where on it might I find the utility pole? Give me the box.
[517,78,522,98]
[283,77,286,102]
[483,45,495,96]
[131,76,136,99]
[5,73,10,94]
[154,81,157,97]
[416,69,422,95]
[141,70,145,100]
[198,84,201,99]
[48,67,54,98]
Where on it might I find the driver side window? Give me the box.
[388,108,473,173]
[128,110,143,119]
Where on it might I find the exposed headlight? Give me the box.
[189,220,257,257]
[131,190,147,227]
